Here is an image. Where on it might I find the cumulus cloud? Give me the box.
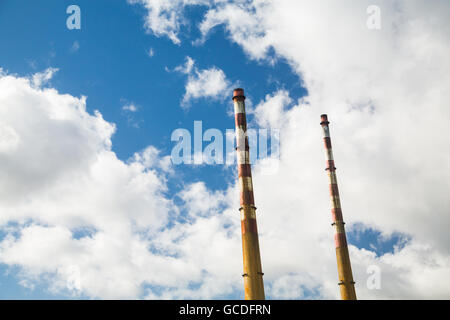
[178,182,227,218]
[196,0,450,299]
[173,56,230,107]
[198,1,272,60]
[132,0,450,299]
[0,69,257,300]
[173,56,195,74]
[253,90,292,128]
[31,67,59,87]
[217,0,450,249]
[183,67,229,104]
[132,146,172,173]
[0,69,236,299]
[0,123,20,154]
[127,0,212,44]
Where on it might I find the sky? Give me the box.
[0,0,449,299]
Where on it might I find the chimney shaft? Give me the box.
[233,88,265,300]
[320,114,357,300]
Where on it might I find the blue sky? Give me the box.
[1,0,449,300]
[0,0,307,299]
[0,0,303,188]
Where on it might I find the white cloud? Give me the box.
[122,102,142,128]
[2,0,450,300]
[127,0,212,44]
[173,56,230,107]
[178,182,227,218]
[184,67,229,105]
[174,56,195,74]
[131,0,450,298]
[70,41,80,53]
[0,70,184,298]
[198,1,272,60]
[132,146,173,173]
[253,90,291,128]
[31,67,59,87]
[0,69,243,300]
[194,0,450,299]
[122,103,138,112]
[0,123,20,154]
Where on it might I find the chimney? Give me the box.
[320,114,357,300]
[233,88,265,300]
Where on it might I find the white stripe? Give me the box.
[331,195,341,209]
[234,101,245,114]
[328,171,338,184]
[326,149,334,161]
[333,222,345,234]
[239,176,253,192]
[237,150,250,164]
[241,207,256,220]
[236,126,246,139]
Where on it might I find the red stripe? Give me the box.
[236,136,250,151]
[235,113,247,128]
[329,183,340,197]
[334,233,348,248]
[240,190,255,206]
[331,208,343,222]
[324,137,332,149]
[238,164,252,177]
[241,218,258,235]
[248,218,258,234]
[326,160,335,170]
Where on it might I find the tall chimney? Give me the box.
[320,114,357,300]
[233,88,265,300]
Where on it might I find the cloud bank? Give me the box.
[129,0,450,299]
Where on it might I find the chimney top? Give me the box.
[233,88,246,101]
[320,114,329,125]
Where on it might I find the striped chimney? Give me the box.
[233,88,265,300]
[320,114,357,300]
